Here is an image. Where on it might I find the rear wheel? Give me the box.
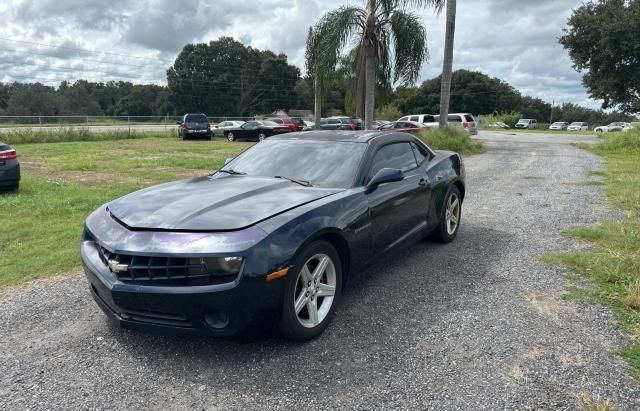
[432,186,462,243]
[279,241,342,341]
[227,132,236,142]
[258,133,267,142]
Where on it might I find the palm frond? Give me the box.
[397,0,445,13]
[390,10,428,85]
[313,6,365,68]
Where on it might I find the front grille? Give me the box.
[96,244,235,286]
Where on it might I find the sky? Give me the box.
[0,0,598,108]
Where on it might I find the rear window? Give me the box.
[0,144,9,151]
[464,114,475,122]
[185,114,208,123]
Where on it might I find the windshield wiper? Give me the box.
[274,175,313,187]
[218,169,246,175]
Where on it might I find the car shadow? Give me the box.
[103,222,515,395]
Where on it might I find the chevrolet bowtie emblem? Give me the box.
[107,260,129,273]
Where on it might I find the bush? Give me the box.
[418,126,485,155]
[375,104,402,121]
[1,127,173,144]
[479,111,523,128]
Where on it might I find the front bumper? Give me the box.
[81,240,285,337]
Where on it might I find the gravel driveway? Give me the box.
[1,131,638,410]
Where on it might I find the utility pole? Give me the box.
[550,99,554,124]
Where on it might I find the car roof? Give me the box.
[269,130,410,143]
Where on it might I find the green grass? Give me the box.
[0,137,251,288]
[418,127,485,155]
[0,128,177,144]
[542,129,640,378]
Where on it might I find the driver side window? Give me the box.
[368,143,418,181]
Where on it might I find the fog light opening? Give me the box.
[204,310,229,330]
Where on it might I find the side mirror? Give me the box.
[367,168,404,190]
[224,158,233,165]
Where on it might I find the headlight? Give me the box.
[188,257,244,277]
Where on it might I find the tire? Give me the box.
[258,133,267,142]
[227,132,235,142]
[431,185,462,243]
[279,240,342,341]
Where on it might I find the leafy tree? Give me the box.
[167,37,300,116]
[309,0,443,129]
[560,0,640,113]
[402,69,522,115]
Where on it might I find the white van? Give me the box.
[399,113,478,135]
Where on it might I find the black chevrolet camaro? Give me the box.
[81,131,465,341]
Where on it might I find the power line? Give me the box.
[0,37,161,62]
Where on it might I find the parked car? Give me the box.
[377,121,427,135]
[491,122,510,129]
[623,124,635,132]
[594,122,627,132]
[319,117,357,130]
[176,113,213,140]
[515,119,537,129]
[212,120,245,136]
[398,114,438,128]
[438,113,478,135]
[224,120,291,142]
[352,118,363,130]
[372,120,391,128]
[302,121,315,131]
[567,122,589,131]
[267,118,305,132]
[80,130,465,340]
[549,122,570,131]
[0,141,20,191]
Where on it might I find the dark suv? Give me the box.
[319,117,357,130]
[177,113,212,140]
[0,141,20,191]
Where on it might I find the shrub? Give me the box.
[479,111,523,128]
[375,104,402,121]
[418,126,485,155]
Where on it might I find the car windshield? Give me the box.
[552,122,564,126]
[569,122,582,126]
[221,139,367,188]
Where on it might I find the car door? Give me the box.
[239,122,258,138]
[366,142,431,253]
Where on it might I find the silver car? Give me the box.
[549,122,569,130]
[212,121,246,136]
[515,119,537,129]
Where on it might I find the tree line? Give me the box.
[0,37,633,125]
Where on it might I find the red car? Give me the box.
[377,121,428,135]
[267,118,305,132]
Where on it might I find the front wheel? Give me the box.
[279,241,342,341]
[227,132,235,142]
[431,185,462,243]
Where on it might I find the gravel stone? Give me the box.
[1,131,638,410]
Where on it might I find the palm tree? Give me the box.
[309,0,444,130]
[438,0,456,128]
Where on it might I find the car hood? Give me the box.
[107,176,343,232]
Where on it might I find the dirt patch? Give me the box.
[526,292,577,320]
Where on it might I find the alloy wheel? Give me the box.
[258,133,266,141]
[227,132,235,142]
[293,253,336,328]
[445,192,460,235]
